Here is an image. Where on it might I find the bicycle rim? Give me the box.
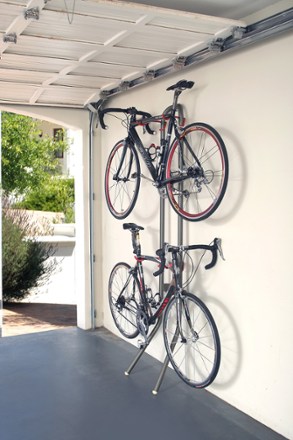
[108,262,140,339]
[105,141,140,219]
[166,123,228,221]
[163,293,221,388]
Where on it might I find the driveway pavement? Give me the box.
[2,303,77,337]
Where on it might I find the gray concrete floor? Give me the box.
[0,328,288,440]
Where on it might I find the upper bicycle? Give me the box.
[99,79,229,222]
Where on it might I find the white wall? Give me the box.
[96,31,293,439]
[0,105,92,330]
[28,238,76,305]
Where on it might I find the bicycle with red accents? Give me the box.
[108,223,224,388]
[99,79,229,221]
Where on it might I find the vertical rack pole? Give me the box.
[178,135,184,278]
[151,194,168,395]
[0,111,2,338]
[159,115,166,296]
[159,190,165,295]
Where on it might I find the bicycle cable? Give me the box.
[181,239,214,288]
[101,112,130,130]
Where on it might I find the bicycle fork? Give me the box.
[113,139,134,182]
[173,294,198,347]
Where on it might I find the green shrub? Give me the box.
[17,177,75,223]
[1,112,69,195]
[2,204,58,303]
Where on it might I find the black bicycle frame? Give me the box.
[129,255,176,327]
[119,88,190,187]
[114,138,135,181]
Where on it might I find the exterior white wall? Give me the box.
[28,238,76,305]
[0,105,92,330]
[96,31,293,438]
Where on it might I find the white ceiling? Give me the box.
[0,0,290,108]
[122,0,281,20]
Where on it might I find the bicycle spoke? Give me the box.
[163,294,220,388]
[108,263,140,339]
[166,123,228,221]
[105,142,140,219]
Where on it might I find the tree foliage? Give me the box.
[18,177,75,223]
[1,112,68,195]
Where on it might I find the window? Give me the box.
[54,128,64,159]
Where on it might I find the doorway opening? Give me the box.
[1,111,81,337]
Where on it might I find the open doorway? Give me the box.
[1,112,80,337]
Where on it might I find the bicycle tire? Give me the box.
[163,292,221,388]
[105,140,141,220]
[108,262,140,339]
[166,123,228,221]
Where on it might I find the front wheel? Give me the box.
[166,123,228,221]
[105,141,141,219]
[163,292,221,388]
[108,262,140,339]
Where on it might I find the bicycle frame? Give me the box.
[120,88,186,186]
[118,244,186,333]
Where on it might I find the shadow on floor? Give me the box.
[3,303,77,337]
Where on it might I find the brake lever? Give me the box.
[215,238,225,261]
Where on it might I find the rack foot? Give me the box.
[152,354,170,395]
[124,317,162,376]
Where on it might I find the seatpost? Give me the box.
[166,89,181,142]
[132,230,141,256]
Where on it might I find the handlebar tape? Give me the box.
[204,248,218,270]
[185,241,219,270]
[98,107,154,133]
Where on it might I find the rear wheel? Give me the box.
[163,292,221,388]
[108,262,140,338]
[105,141,140,219]
[166,123,228,221]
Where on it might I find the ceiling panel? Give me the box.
[0,0,289,108]
[0,53,72,72]
[91,47,170,68]
[52,74,108,89]
[6,35,101,60]
[0,68,53,84]
[73,61,137,78]
[23,10,128,44]
[46,0,143,22]
[115,28,207,52]
[36,85,98,106]
[146,14,232,34]
[0,81,39,103]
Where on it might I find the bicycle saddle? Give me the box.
[167,79,194,91]
[123,223,144,232]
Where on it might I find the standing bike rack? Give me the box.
[124,105,184,394]
[124,195,184,394]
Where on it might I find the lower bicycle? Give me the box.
[108,223,224,388]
